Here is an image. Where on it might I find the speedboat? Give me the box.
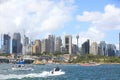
[50,67,61,74]
[12,64,33,71]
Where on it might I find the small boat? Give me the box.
[12,56,33,71]
[50,67,61,74]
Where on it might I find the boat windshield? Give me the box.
[55,67,60,71]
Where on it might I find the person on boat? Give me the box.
[54,67,60,71]
[51,67,60,74]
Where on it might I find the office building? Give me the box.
[12,33,22,54]
[81,39,90,55]
[41,39,49,53]
[1,34,11,53]
[98,41,107,56]
[22,35,29,55]
[48,35,55,53]
[90,42,98,55]
[32,40,41,55]
[107,44,116,56]
[64,35,72,54]
[55,36,62,52]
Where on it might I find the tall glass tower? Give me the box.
[12,33,22,55]
[64,35,72,54]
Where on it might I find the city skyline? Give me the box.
[0,0,120,49]
[0,32,118,57]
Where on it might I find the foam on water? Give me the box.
[0,71,65,80]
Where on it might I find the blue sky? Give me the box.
[0,0,120,49]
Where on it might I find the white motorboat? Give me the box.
[50,67,65,75]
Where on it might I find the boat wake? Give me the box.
[0,71,65,79]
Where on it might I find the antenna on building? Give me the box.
[76,34,79,47]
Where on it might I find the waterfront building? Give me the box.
[48,35,55,53]
[12,33,22,55]
[81,39,90,55]
[32,40,41,55]
[60,46,66,53]
[55,36,62,52]
[116,50,119,56]
[90,42,98,55]
[25,41,34,55]
[22,35,29,55]
[72,44,78,54]
[1,34,11,53]
[64,35,72,54]
[98,41,107,56]
[41,39,49,53]
[107,44,116,56]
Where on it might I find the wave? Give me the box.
[0,71,65,80]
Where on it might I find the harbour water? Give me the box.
[0,63,120,80]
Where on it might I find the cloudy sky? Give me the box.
[0,0,120,49]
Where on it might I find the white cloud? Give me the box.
[76,4,120,31]
[0,0,75,38]
[76,4,120,45]
[78,28,104,47]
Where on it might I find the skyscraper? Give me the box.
[90,42,98,55]
[12,33,22,54]
[107,44,116,56]
[55,36,62,52]
[2,34,11,53]
[81,39,90,55]
[32,40,41,55]
[22,35,29,55]
[48,35,55,53]
[41,39,49,53]
[64,35,72,54]
[98,41,107,56]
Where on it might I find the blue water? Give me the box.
[0,64,120,80]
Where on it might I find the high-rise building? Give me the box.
[2,34,11,53]
[22,35,29,55]
[12,33,22,54]
[72,44,78,54]
[48,35,55,53]
[98,41,107,56]
[90,42,98,55]
[55,36,62,52]
[107,44,116,56]
[64,35,72,54]
[32,40,41,55]
[41,39,49,53]
[81,39,90,55]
